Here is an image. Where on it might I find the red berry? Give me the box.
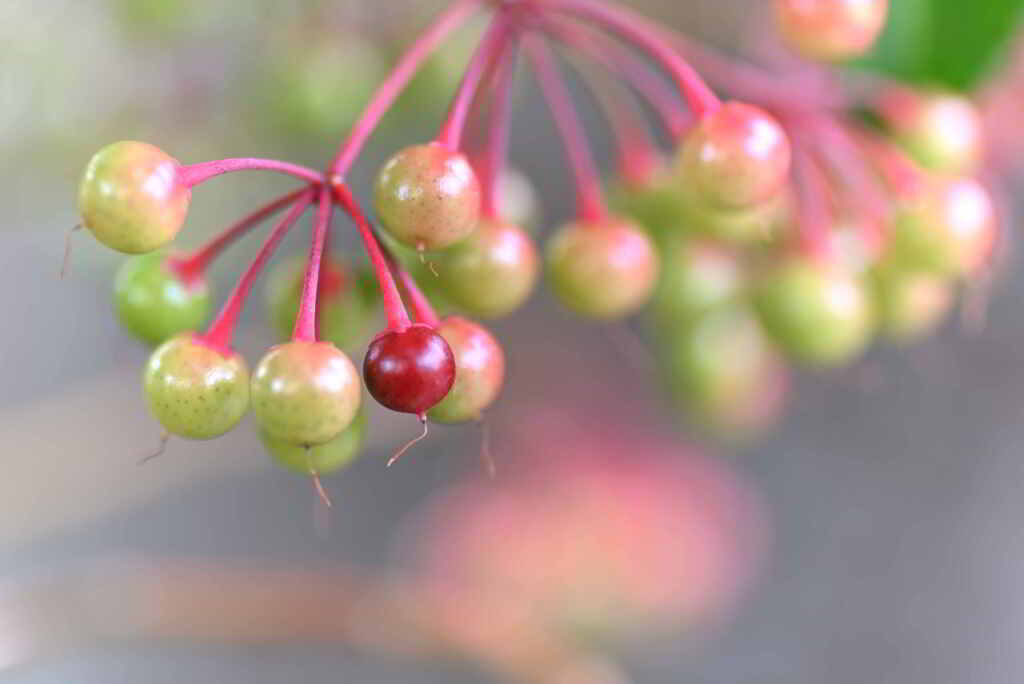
[428,317,505,424]
[678,102,792,210]
[364,324,456,416]
[775,0,889,61]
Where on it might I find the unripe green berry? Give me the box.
[678,102,791,210]
[263,406,368,476]
[78,141,191,254]
[775,0,889,61]
[434,218,539,319]
[755,256,873,366]
[251,341,362,446]
[679,181,792,245]
[143,334,250,440]
[878,88,984,175]
[611,166,689,244]
[428,317,506,424]
[871,267,953,344]
[654,239,746,334]
[546,217,659,319]
[114,252,211,346]
[373,142,481,251]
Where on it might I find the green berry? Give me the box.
[263,406,368,476]
[78,141,191,254]
[872,267,954,344]
[251,341,362,446]
[546,217,660,319]
[611,166,689,244]
[653,239,746,333]
[143,334,250,440]
[114,252,211,346]
[679,181,791,245]
[428,317,506,424]
[878,88,983,175]
[373,142,481,251]
[434,218,539,319]
[755,256,873,366]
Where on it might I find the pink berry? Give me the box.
[364,324,456,416]
[877,87,984,174]
[428,317,505,424]
[775,0,889,61]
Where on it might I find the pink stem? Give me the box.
[437,14,511,151]
[526,37,607,224]
[479,39,519,219]
[792,148,832,260]
[382,247,441,328]
[328,0,482,177]
[179,159,324,188]
[168,189,308,286]
[550,0,720,119]
[292,189,333,342]
[331,181,412,332]
[202,191,315,351]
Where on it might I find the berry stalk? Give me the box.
[328,0,482,177]
[292,189,334,342]
[792,148,833,260]
[203,191,315,350]
[478,38,519,219]
[168,188,308,285]
[331,180,412,332]
[179,159,325,187]
[382,245,441,328]
[526,37,607,223]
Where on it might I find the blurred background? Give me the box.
[3,0,1024,682]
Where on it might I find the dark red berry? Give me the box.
[364,324,456,416]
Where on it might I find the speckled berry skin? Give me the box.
[775,0,889,61]
[115,252,211,346]
[78,141,191,254]
[251,341,362,446]
[373,142,481,250]
[755,257,873,366]
[428,317,505,424]
[263,406,368,475]
[546,218,659,319]
[364,324,456,416]
[143,334,250,440]
[435,218,539,319]
[678,103,791,210]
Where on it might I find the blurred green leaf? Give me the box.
[859,0,1024,91]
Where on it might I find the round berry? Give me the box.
[266,254,379,350]
[373,142,481,251]
[263,405,368,476]
[755,256,873,366]
[114,252,211,346]
[251,341,362,446]
[654,239,746,333]
[878,88,984,175]
[78,141,191,254]
[143,334,250,440]
[497,167,541,230]
[680,181,792,245]
[546,217,659,319]
[872,267,954,344]
[775,0,889,61]
[665,307,789,438]
[612,165,689,243]
[427,317,505,424]
[434,218,539,319]
[678,102,792,210]
[364,324,456,416]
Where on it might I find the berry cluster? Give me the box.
[74,0,1000,483]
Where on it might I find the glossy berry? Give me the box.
[434,218,539,319]
[775,0,889,61]
[872,267,954,344]
[143,333,250,440]
[755,256,873,366]
[364,324,456,416]
[680,181,792,245]
[546,217,659,319]
[678,102,791,210]
[373,142,481,251]
[266,254,379,351]
[428,317,505,424]
[251,341,362,446]
[666,307,789,438]
[114,252,211,346]
[612,165,689,243]
[263,406,368,476]
[878,88,984,175]
[654,239,746,334]
[78,141,191,254]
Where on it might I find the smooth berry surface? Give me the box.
[364,324,456,416]
[78,141,191,254]
[115,252,211,346]
[546,217,659,319]
[775,0,889,61]
[373,142,481,250]
[678,102,791,210]
[428,317,505,424]
[878,88,983,175]
[263,406,368,476]
[872,267,953,344]
[251,341,362,446]
[654,239,746,333]
[143,333,250,440]
[434,218,539,319]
